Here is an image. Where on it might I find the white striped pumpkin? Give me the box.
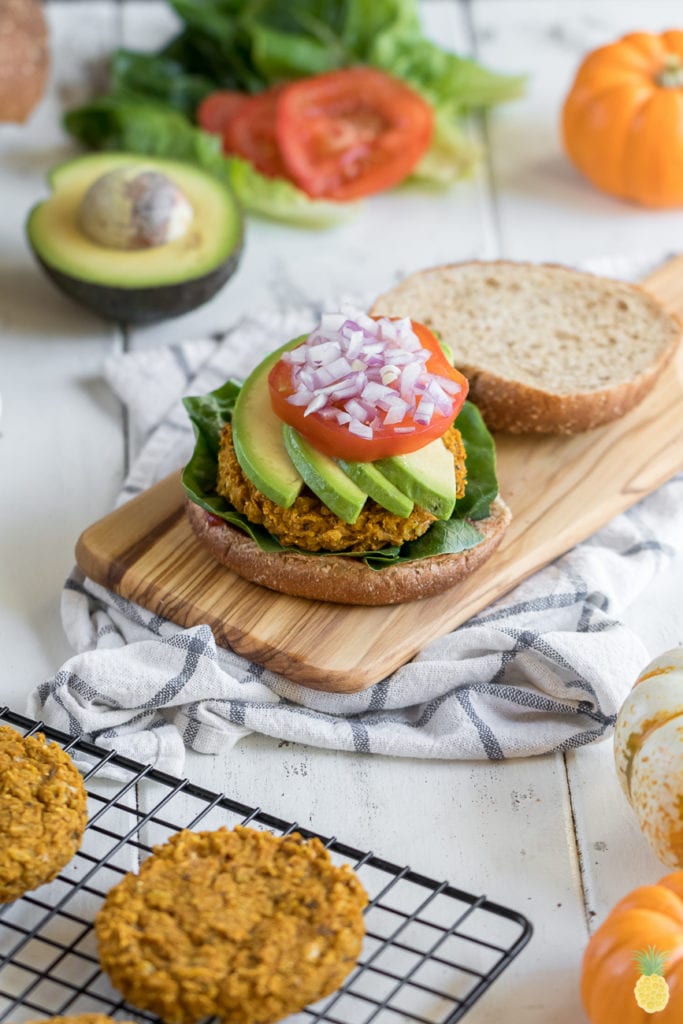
[615,648,683,866]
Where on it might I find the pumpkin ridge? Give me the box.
[622,709,683,796]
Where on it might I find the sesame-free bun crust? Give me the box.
[371,261,682,434]
[186,496,511,606]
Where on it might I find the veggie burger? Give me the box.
[182,311,511,605]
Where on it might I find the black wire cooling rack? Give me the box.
[0,708,531,1024]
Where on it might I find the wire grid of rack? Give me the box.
[0,709,531,1024]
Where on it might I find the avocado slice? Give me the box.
[283,426,367,524]
[232,339,305,509]
[336,459,414,518]
[26,152,243,324]
[376,437,456,519]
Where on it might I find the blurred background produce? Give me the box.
[63,0,524,225]
[562,30,683,208]
[0,0,49,123]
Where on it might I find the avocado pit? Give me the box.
[78,165,194,250]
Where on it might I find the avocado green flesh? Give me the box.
[27,152,242,289]
[336,459,414,518]
[283,426,367,524]
[376,438,456,519]
[232,339,305,508]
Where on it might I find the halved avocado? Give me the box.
[26,152,243,324]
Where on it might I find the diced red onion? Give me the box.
[282,309,460,444]
[304,393,327,417]
[349,418,373,439]
[414,399,435,425]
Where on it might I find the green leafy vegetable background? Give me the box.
[64,0,524,224]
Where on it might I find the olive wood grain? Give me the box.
[75,256,683,692]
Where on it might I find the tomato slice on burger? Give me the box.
[223,87,288,179]
[275,68,434,201]
[196,91,251,136]
[268,317,468,462]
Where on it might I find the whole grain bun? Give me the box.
[186,496,511,606]
[371,261,682,434]
[0,0,49,123]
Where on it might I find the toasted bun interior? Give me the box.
[371,261,681,433]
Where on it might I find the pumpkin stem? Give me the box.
[657,53,683,88]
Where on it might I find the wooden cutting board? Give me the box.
[76,257,683,692]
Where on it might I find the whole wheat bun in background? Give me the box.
[0,0,49,123]
[186,496,511,606]
[371,261,682,434]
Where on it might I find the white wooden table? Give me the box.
[2,2,683,1020]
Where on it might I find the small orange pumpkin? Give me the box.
[562,30,683,207]
[582,871,683,1022]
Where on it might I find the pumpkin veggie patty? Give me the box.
[0,726,88,903]
[96,826,368,1024]
[217,421,467,552]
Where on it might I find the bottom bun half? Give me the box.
[186,497,512,606]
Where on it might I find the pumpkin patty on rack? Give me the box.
[96,826,368,1024]
[0,726,88,903]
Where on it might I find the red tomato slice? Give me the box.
[268,320,468,462]
[196,91,251,135]
[223,87,288,179]
[275,67,433,201]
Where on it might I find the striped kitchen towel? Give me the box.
[28,259,683,774]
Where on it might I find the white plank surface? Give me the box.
[0,2,124,696]
[2,3,683,1023]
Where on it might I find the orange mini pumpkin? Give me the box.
[562,30,683,208]
[582,872,683,1022]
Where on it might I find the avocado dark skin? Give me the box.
[34,238,243,324]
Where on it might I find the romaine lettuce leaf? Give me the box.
[226,157,357,226]
[181,383,499,569]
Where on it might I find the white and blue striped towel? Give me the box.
[29,258,683,774]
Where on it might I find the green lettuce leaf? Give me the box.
[181,382,499,570]
[226,157,357,226]
[408,111,480,187]
[453,401,500,520]
[110,50,216,117]
[63,95,227,171]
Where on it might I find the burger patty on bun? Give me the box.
[216,424,468,553]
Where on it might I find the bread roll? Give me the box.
[0,0,49,123]
[371,261,682,434]
[186,496,511,606]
